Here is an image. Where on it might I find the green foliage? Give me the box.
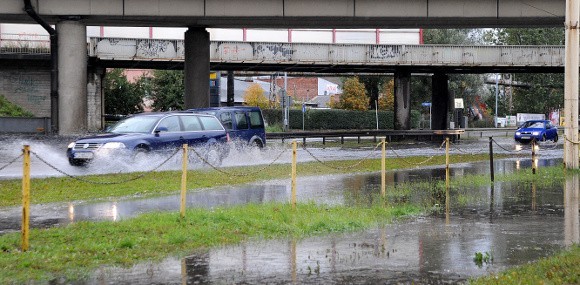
[423,29,483,45]
[262,109,421,130]
[473,251,493,268]
[0,95,33,117]
[149,70,185,111]
[338,77,369,110]
[359,75,388,109]
[483,28,565,116]
[470,245,580,285]
[104,69,144,115]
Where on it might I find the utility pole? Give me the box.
[564,0,579,169]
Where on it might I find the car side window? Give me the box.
[220,112,233,130]
[235,112,249,129]
[249,111,263,129]
[180,115,202,131]
[158,116,181,132]
[199,116,224,131]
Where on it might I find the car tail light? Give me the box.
[226,133,230,142]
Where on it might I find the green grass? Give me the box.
[469,245,580,285]
[0,202,421,283]
[0,153,497,207]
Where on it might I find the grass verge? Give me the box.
[0,153,498,207]
[0,202,421,283]
[469,245,580,285]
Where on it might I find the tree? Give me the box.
[423,29,483,45]
[483,28,565,115]
[149,70,185,111]
[104,68,143,115]
[378,79,394,111]
[243,83,269,109]
[338,77,369,111]
[359,76,386,109]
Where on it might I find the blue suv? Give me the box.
[188,107,266,148]
[67,112,229,166]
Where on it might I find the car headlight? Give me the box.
[515,132,521,135]
[532,131,540,136]
[68,142,75,148]
[102,142,126,149]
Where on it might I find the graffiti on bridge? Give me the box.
[369,45,400,59]
[255,43,294,60]
[136,40,178,58]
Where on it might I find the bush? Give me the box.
[262,109,421,130]
[0,95,33,117]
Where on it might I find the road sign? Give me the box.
[421,102,431,107]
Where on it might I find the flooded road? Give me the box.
[1,135,577,284]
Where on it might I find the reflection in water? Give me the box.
[564,174,580,247]
[88,213,569,284]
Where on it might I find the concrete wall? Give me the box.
[0,65,104,132]
[0,65,51,117]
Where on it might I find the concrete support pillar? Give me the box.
[394,70,411,130]
[57,20,87,135]
[431,73,449,130]
[227,70,235,106]
[184,28,210,109]
[87,67,105,131]
[564,0,579,169]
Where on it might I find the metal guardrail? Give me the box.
[266,129,465,143]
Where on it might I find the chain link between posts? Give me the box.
[30,149,180,185]
[0,153,23,172]
[387,140,446,167]
[491,138,527,154]
[448,140,488,156]
[300,141,382,170]
[189,146,288,177]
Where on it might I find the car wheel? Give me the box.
[205,145,222,167]
[253,139,264,149]
[542,134,547,142]
[68,158,86,166]
[553,134,559,142]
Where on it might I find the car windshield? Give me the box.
[108,116,160,133]
[522,121,544,129]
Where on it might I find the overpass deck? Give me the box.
[0,36,566,73]
[89,37,565,73]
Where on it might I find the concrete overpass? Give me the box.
[86,37,566,74]
[1,0,565,28]
[0,0,568,135]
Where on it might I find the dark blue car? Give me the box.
[188,107,266,148]
[514,120,558,143]
[67,112,229,166]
